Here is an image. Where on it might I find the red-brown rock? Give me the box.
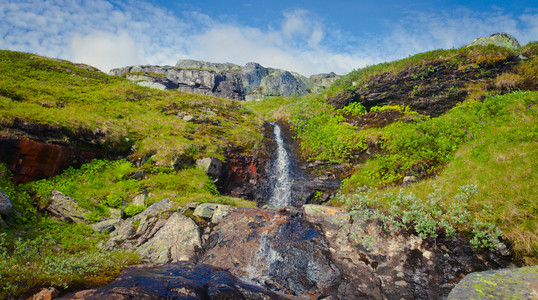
[0,136,95,184]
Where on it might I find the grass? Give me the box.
[0,165,140,298]
[0,50,263,298]
[333,91,537,264]
[0,50,264,164]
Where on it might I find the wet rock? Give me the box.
[45,190,90,223]
[223,151,269,201]
[0,188,14,215]
[58,261,291,299]
[201,208,341,298]
[302,204,517,299]
[448,265,538,299]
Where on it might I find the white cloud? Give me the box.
[0,1,537,76]
[68,31,139,71]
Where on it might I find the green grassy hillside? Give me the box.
[246,43,537,264]
[0,50,260,297]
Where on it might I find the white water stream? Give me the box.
[268,122,292,207]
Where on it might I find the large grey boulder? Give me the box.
[468,32,521,50]
[136,212,202,262]
[0,189,14,215]
[45,190,90,223]
[448,265,538,299]
[102,199,202,263]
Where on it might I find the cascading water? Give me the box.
[268,122,293,207]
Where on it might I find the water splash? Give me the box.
[242,214,283,286]
[268,122,292,207]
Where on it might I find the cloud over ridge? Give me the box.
[1,1,536,76]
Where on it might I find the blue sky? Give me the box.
[1,0,536,76]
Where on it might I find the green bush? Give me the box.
[343,184,501,250]
[341,102,367,116]
[123,204,145,217]
[104,194,123,208]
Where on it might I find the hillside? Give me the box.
[0,35,536,298]
[246,40,537,264]
[0,50,263,297]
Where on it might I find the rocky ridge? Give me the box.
[110,60,340,100]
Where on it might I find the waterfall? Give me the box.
[268,122,292,207]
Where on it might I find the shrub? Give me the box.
[341,102,367,117]
[104,194,123,208]
[123,204,145,217]
[343,184,502,250]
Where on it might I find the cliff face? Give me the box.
[110,60,336,100]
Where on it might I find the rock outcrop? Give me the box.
[58,261,291,300]
[45,190,90,223]
[88,201,519,299]
[448,265,538,299]
[310,72,341,90]
[468,32,522,50]
[326,34,523,117]
[0,189,14,216]
[102,199,202,263]
[110,60,329,101]
[0,120,126,184]
[200,208,341,297]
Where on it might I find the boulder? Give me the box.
[192,203,234,224]
[196,157,223,180]
[102,199,202,263]
[448,265,538,299]
[91,218,121,233]
[45,190,90,223]
[27,287,60,300]
[310,72,341,90]
[136,212,202,262]
[193,203,219,219]
[131,194,146,206]
[58,261,291,299]
[0,188,14,215]
[468,32,521,50]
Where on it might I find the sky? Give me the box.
[0,0,537,76]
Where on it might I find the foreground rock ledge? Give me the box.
[57,261,292,300]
